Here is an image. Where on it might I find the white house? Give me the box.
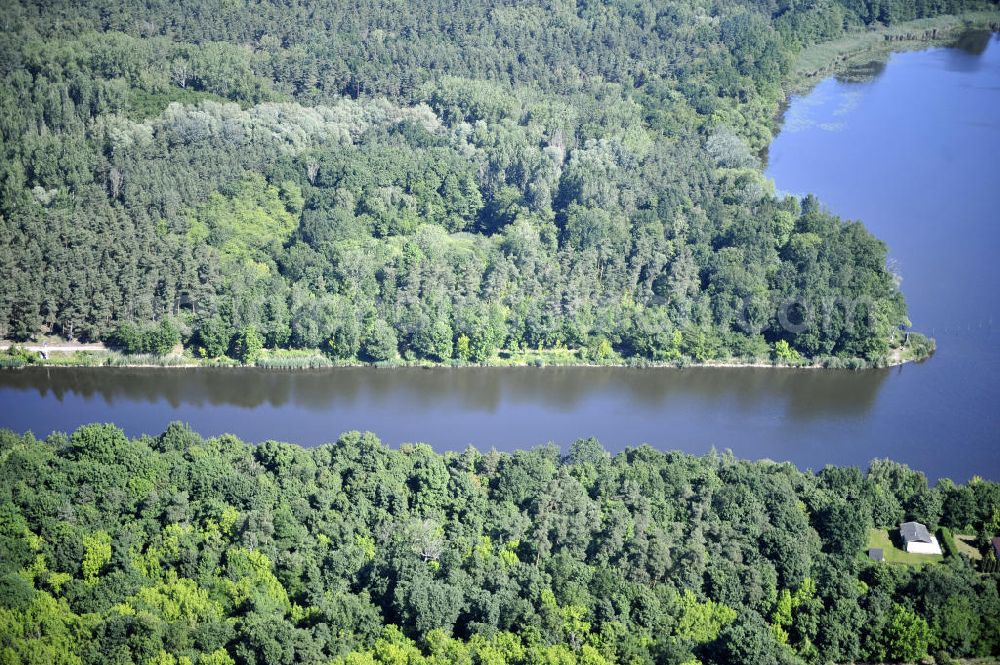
[899,521,942,555]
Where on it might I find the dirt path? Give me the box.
[0,341,107,355]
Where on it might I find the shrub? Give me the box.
[106,320,179,356]
[361,319,398,362]
[0,345,41,368]
[938,526,958,559]
[772,339,800,363]
[232,326,265,365]
[145,320,180,356]
[108,322,143,354]
[196,318,233,358]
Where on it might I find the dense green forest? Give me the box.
[3,0,993,364]
[1,423,999,664]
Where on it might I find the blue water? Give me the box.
[766,33,1000,479]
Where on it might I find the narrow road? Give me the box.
[1,342,107,356]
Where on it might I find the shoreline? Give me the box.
[0,341,931,372]
[764,12,1000,166]
[785,11,1000,95]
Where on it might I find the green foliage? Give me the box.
[681,325,721,363]
[0,592,88,665]
[982,548,1000,573]
[709,615,791,665]
[361,319,399,362]
[588,337,614,362]
[81,531,111,584]
[772,340,801,363]
[455,334,471,362]
[818,500,870,555]
[196,318,233,358]
[0,424,997,663]
[875,605,931,663]
[188,174,300,277]
[151,321,182,355]
[107,320,180,356]
[938,527,958,559]
[675,590,738,644]
[0,345,41,368]
[231,325,264,364]
[900,331,937,363]
[107,323,142,354]
[0,0,933,363]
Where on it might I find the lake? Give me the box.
[2,34,999,481]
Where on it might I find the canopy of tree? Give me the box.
[1,423,999,664]
[3,0,991,362]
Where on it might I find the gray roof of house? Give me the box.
[868,548,884,561]
[900,521,932,543]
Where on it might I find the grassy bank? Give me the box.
[1,332,934,371]
[789,11,1000,93]
[954,534,984,561]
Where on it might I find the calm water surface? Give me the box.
[2,35,999,480]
